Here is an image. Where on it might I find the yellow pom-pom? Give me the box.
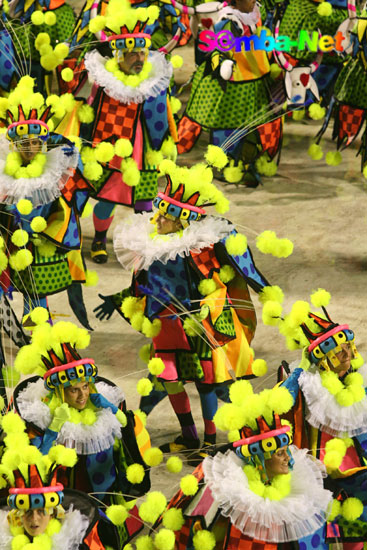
[48,445,78,467]
[335,389,354,407]
[106,504,129,525]
[256,230,293,258]
[308,143,323,160]
[229,380,253,406]
[85,270,99,287]
[41,53,60,71]
[95,142,115,163]
[166,456,183,473]
[17,199,33,215]
[61,68,74,82]
[89,15,106,33]
[12,534,30,550]
[225,233,247,256]
[44,11,57,25]
[137,377,153,396]
[139,344,151,363]
[198,278,217,296]
[325,151,342,166]
[54,43,69,60]
[267,386,294,415]
[180,474,199,496]
[228,429,240,443]
[317,1,332,16]
[121,157,140,187]
[12,249,33,270]
[30,307,49,325]
[31,10,44,25]
[115,138,133,158]
[0,251,7,274]
[308,103,326,120]
[205,145,228,170]
[252,359,268,377]
[170,97,181,115]
[83,161,103,181]
[351,353,364,369]
[46,518,61,536]
[142,317,161,338]
[224,163,243,183]
[144,447,163,467]
[327,499,341,521]
[36,241,56,258]
[11,229,29,247]
[214,403,246,431]
[341,498,363,521]
[193,530,216,550]
[171,55,183,69]
[292,109,305,121]
[154,529,175,550]
[162,508,184,531]
[262,300,283,326]
[259,285,284,304]
[78,104,95,123]
[310,288,331,308]
[2,411,25,434]
[219,264,235,284]
[30,216,47,233]
[126,463,145,484]
[135,535,155,550]
[256,158,277,177]
[81,146,96,163]
[289,300,310,326]
[323,450,344,470]
[148,357,165,375]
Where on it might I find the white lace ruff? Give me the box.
[0,509,89,550]
[84,50,173,105]
[0,136,79,206]
[203,446,332,543]
[299,364,367,437]
[16,379,125,454]
[113,212,234,272]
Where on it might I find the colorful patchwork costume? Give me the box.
[0,77,93,325]
[279,305,367,546]
[177,1,283,184]
[154,383,333,550]
[74,0,178,263]
[12,318,151,547]
[95,151,271,454]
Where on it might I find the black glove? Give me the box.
[93,293,115,321]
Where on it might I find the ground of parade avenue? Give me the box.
[5,19,367,500]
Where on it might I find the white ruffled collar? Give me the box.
[0,508,89,550]
[113,212,234,272]
[84,50,173,105]
[16,378,125,454]
[299,364,367,437]
[218,4,260,33]
[0,135,78,207]
[203,446,332,543]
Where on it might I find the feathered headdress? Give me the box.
[14,315,96,392]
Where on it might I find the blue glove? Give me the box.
[93,294,115,321]
[90,392,118,414]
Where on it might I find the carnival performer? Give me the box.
[74,0,178,264]
[177,0,283,186]
[12,314,152,547]
[0,77,96,327]
[264,290,367,547]
[94,148,294,456]
[0,411,120,550]
[275,0,352,106]
[315,1,367,177]
[151,383,335,550]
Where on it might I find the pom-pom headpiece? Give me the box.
[43,349,98,391]
[153,177,206,222]
[8,465,64,511]
[234,414,293,463]
[6,105,51,143]
[300,309,356,368]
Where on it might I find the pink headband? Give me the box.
[233,425,290,448]
[308,324,350,352]
[107,32,151,41]
[43,358,95,380]
[158,192,206,215]
[8,120,49,132]
[9,483,64,495]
